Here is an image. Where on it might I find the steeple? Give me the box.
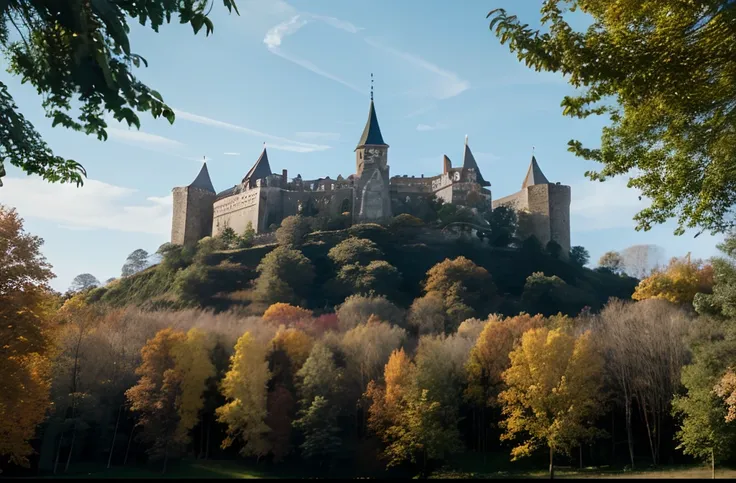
[521,155,550,190]
[462,136,490,187]
[188,161,215,193]
[242,145,272,185]
[356,74,387,150]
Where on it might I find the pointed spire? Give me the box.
[242,145,272,185]
[462,136,490,187]
[188,160,215,193]
[522,155,550,190]
[356,74,387,150]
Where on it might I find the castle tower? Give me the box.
[353,93,392,223]
[520,156,571,257]
[462,136,490,187]
[171,162,216,246]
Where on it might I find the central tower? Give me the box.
[353,81,392,224]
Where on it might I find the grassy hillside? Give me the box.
[88,224,638,316]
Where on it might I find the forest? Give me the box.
[2,204,732,479]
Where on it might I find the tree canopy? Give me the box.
[488,1,736,235]
[0,0,239,187]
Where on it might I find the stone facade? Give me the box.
[171,99,572,252]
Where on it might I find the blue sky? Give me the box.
[1,0,724,292]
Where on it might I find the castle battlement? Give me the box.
[171,98,571,256]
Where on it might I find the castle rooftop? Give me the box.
[356,100,387,149]
[242,146,273,185]
[462,136,490,187]
[188,162,215,193]
[522,155,549,189]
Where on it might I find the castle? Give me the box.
[171,98,571,255]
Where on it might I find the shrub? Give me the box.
[276,215,312,247]
[328,237,383,266]
[336,294,405,330]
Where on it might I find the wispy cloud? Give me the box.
[365,38,470,100]
[223,152,241,156]
[2,176,172,235]
[263,13,365,94]
[172,108,331,153]
[416,122,448,132]
[570,176,648,231]
[406,105,437,118]
[107,127,185,150]
[295,131,341,141]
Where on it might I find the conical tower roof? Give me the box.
[242,146,272,184]
[356,100,387,150]
[462,136,489,187]
[188,162,215,193]
[521,155,549,189]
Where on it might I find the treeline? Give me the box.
[4,206,734,478]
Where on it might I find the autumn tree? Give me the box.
[0,0,239,187]
[126,327,214,472]
[673,317,736,479]
[593,299,690,467]
[598,251,625,275]
[499,327,605,479]
[216,331,272,460]
[0,206,54,467]
[253,246,315,305]
[407,292,447,335]
[694,233,736,318]
[69,273,100,292]
[275,215,311,248]
[489,2,736,235]
[121,249,150,277]
[335,294,405,331]
[633,254,714,306]
[262,303,312,327]
[464,314,547,451]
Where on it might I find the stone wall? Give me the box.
[213,188,261,236]
[492,190,528,211]
[548,183,571,257]
[171,186,215,246]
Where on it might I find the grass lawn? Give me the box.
[433,464,736,479]
[42,460,297,479]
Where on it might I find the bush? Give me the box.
[253,246,315,305]
[328,237,383,266]
[347,223,392,245]
[336,294,405,330]
[174,263,210,305]
[389,213,424,229]
[276,215,312,247]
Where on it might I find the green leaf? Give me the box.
[90,0,132,56]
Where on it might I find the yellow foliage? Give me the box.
[216,331,272,458]
[262,303,312,326]
[499,327,605,460]
[633,254,714,305]
[715,369,736,423]
[171,328,216,442]
[270,328,314,373]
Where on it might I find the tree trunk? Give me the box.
[53,432,64,475]
[108,404,124,469]
[549,446,554,480]
[712,448,715,480]
[64,430,76,472]
[162,449,168,475]
[640,399,657,466]
[579,445,583,470]
[124,427,134,466]
[611,411,615,462]
[625,397,634,469]
[205,423,211,460]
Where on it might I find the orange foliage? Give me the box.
[270,328,314,373]
[262,303,312,326]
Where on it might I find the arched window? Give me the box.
[340,198,351,214]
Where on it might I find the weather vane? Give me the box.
[371,73,374,101]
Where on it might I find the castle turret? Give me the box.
[462,136,490,187]
[353,92,392,223]
[171,162,216,246]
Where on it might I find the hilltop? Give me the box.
[87,220,637,319]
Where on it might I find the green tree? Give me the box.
[328,237,383,266]
[253,246,315,305]
[672,318,736,479]
[569,246,590,267]
[276,215,311,248]
[546,240,562,259]
[488,2,736,235]
[694,234,736,318]
[484,205,517,247]
[69,273,100,292]
[121,249,150,277]
[0,0,239,187]
[292,395,342,466]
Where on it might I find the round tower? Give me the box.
[171,163,216,246]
